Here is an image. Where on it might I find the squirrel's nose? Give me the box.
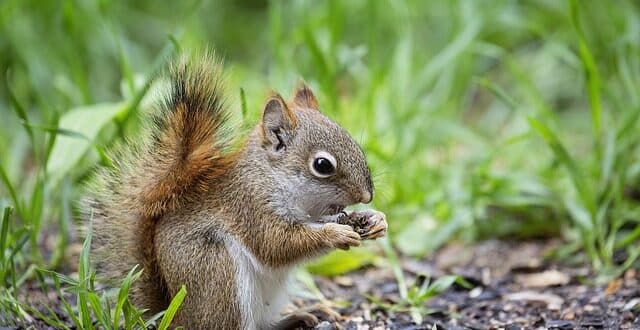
[361,189,373,204]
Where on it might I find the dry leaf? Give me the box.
[516,270,570,288]
[605,278,623,296]
[504,290,564,310]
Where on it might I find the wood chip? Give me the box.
[604,278,623,296]
[516,270,570,288]
[504,290,564,310]
[334,276,354,287]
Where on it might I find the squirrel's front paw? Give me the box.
[337,209,388,240]
[359,210,388,240]
[322,223,361,250]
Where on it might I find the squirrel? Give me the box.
[85,54,384,329]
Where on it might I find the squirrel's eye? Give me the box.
[314,158,334,174]
[309,151,337,178]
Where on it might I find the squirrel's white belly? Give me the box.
[226,237,291,330]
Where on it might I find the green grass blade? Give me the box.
[616,106,640,141]
[0,164,22,217]
[294,269,327,301]
[381,237,407,300]
[115,34,136,97]
[28,177,44,259]
[0,207,11,265]
[113,265,141,328]
[87,292,108,329]
[20,303,71,330]
[505,59,554,120]
[0,207,11,286]
[6,72,34,145]
[43,111,61,167]
[417,275,458,301]
[77,218,94,329]
[569,0,602,144]
[120,35,180,123]
[240,87,248,121]
[527,116,594,216]
[22,122,90,141]
[475,78,518,111]
[307,248,377,276]
[417,16,481,89]
[52,275,82,328]
[36,269,78,286]
[4,227,32,292]
[158,285,187,330]
[49,178,71,269]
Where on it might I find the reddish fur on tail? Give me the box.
[86,54,233,314]
[138,56,232,217]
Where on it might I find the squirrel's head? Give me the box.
[254,84,373,222]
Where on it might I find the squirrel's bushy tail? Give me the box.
[86,54,231,312]
[137,55,232,217]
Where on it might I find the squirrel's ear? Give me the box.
[292,83,319,110]
[261,94,297,153]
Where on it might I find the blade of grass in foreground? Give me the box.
[381,237,407,300]
[158,285,187,330]
[0,207,11,285]
[77,219,94,330]
[113,265,141,329]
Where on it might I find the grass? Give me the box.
[376,237,470,324]
[1,0,640,326]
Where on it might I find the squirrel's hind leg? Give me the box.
[155,220,242,329]
[271,311,318,330]
[272,304,341,330]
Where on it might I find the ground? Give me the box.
[297,240,640,330]
[12,239,640,329]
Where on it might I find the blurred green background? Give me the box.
[1,0,640,325]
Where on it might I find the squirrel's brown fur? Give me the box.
[86,54,374,329]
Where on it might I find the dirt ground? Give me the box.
[10,239,640,329]
[298,240,640,330]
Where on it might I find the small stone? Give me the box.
[315,321,337,330]
[580,316,605,328]
[562,309,575,320]
[624,297,640,311]
[625,268,637,280]
[516,270,570,288]
[546,319,574,329]
[469,287,483,298]
[350,316,364,323]
[334,276,354,287]
[504,290,564,310]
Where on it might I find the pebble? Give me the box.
[623,297,640,311]
[315,321,337,330]
[334,275,354,287]
[546,319,573,329]
[505,324,522,330]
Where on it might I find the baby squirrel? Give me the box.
[86,54,385,329]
